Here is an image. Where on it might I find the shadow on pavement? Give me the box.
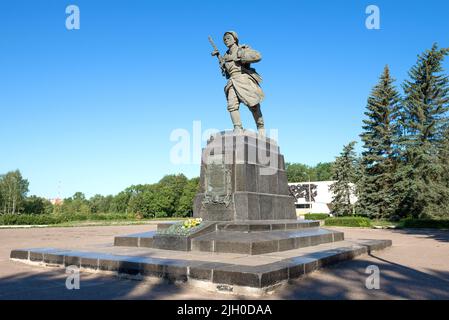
[0,268,225,300]
[277,254,449,300]
[2,252,449,300]
[391,228,449,243]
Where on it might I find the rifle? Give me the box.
[208,36,226,77]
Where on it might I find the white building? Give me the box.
[288,181,357,216]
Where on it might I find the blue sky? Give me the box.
[1,0,448,198]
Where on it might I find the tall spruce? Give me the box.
[330,141,359,216]
[358,66,401,219]
[438,127,449,189]
[394,44,449,219]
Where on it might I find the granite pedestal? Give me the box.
[193,131,296,221]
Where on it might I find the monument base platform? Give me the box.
[10,238,391,296]
[10,220,392,296]
[113,220,344,255]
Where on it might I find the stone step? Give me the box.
[113,220,322,250]
[10,239,392,295]
[191,228,344,255]
[114,231,156,248]
[216,220,320,232]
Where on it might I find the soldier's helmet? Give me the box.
[223,31,239,45]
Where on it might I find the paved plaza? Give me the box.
[0,225,448,299]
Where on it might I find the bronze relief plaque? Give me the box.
[202,154,232,206]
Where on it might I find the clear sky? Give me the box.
[1,0,448,199]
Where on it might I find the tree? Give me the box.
[438,127,449,194]
[394,44,449,219]
[285,163,309,182]
[145,184,174,218]
[0,187,3,213]
[127,186,150,217]
[358,66,402,219]
[330,142,359,216]
[312,162,333,181]
[110,190,132,213]
[89,194,113,213]
[61,192,90,214]
[286,162,334,182]
[125,184,149,216]
[0,170,29,214]
[158,174,188,213]
[23,196,53,215]
[126,184,173,218]
[176,177,200,217]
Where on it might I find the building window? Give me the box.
[295,204,311,209]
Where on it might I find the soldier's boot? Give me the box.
[250,104,265,136]
[230,110,244,134]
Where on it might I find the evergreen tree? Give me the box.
[438,127,449,191]
[330,142,359,216]
[358,66,402,219]
[394,44,449,219]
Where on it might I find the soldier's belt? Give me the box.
[229,71,245,78]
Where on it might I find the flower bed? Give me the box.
[158,218,203,236]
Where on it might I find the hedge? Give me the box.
[399,218,449,229]
[304,213,329,220]
[0,214,62,225]
[0,213,137,225]
[324,217,372,228]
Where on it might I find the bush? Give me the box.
[0,214,62,225]
[155,212,168,218]
[86,213,132,220]
[399,218,449,229]
[324,216,372,228]
[0,212,160,225]
[304,213,329,220]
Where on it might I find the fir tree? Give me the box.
[438,127,449,189]
[358,66,402,219]
[394,44,449,219]
[330,141,359,216]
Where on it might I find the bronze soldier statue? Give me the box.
[209,31,265,136]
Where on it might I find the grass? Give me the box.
[324,216,372,228]
[323,216,448,230]
[370,219,399,228]
[304,213,329,220]
[54,219,185,228]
